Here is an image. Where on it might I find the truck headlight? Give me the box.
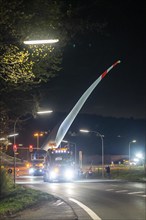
[64,169,74,179]
[50,171,57,179]
[29,167,34,174]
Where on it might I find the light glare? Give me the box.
[0,137,6,141]
[136,153,143,159]
[24,39,59,45]
[37,110,53,114]
[80,129,90,133]
[8,133,19,137]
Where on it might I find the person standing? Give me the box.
[105,165,111,178]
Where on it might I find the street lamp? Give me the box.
[12,110,52,186]
[13,118,20,146]
[80,129,104,178]
[37,110,53,114]
[24,39,59,45]
[13,116,24,188]
[33,132,44,150]
[13,114,34,146]
[33,110,53,149]
[13,110,53,144]
[129,140,136,165]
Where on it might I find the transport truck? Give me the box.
[43,147,76,182]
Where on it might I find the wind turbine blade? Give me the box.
[42,60,121,151]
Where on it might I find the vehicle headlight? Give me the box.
[50,171,57,179]
[29,167,34,174]
[64,169,74,179]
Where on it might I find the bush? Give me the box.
[0,168,13,196]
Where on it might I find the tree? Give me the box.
[0,0,105,88]
[0,0,65,138]
[0,0,64,87]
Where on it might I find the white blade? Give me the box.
[42,60,121,151]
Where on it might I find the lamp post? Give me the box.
[129,140,136,165]
[13,115,30,187]
[12,110,52,186]
[33,132,44,150]
[80,129,104,178]
[33,109,53,150]
[13,117,21,188]
[14,118,19,146]
[13,114,33,146]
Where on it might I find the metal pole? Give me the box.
[37,135,39,150]
[101,135,104,178]
[75,143,77,166]
[79,151,82,169]
[0,147,2,195]
[67,141,77,165]
[13,118,18,188]
[14,152,16,187]
[95,131,104,178]
[129,142,131,165]
[13,118,18,146]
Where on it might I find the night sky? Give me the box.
[41,0,145,119]
[13,1,146,159]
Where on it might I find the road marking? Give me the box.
[53,199,64,206]
[115,190,129,193]
[69,198,101,220]
[127,191,144,195]
[140,195,146,197]
[106,189,114,191]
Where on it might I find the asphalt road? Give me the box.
[16,176,146,220]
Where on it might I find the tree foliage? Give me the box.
[0,0,104,88]
[0,0,65,87]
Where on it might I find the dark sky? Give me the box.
[41,0,146,119]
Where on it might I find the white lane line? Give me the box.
[127,191,144,195]
[106,189,114,191]
[140,195,146,197]
[115,190,129,193]
[69,198,101,220]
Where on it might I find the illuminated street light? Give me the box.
[129,140,136,165]
[33,132,44,150]
[37,110,53,114]
[80,129,104,178]
[8,133,19,138]
[24,39,59,45]
[0,137,6,141]
[80,129,89,133]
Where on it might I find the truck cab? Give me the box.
[43,147,76,182]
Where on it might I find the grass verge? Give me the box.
[0,185,55,218]
[110,167,146,181]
